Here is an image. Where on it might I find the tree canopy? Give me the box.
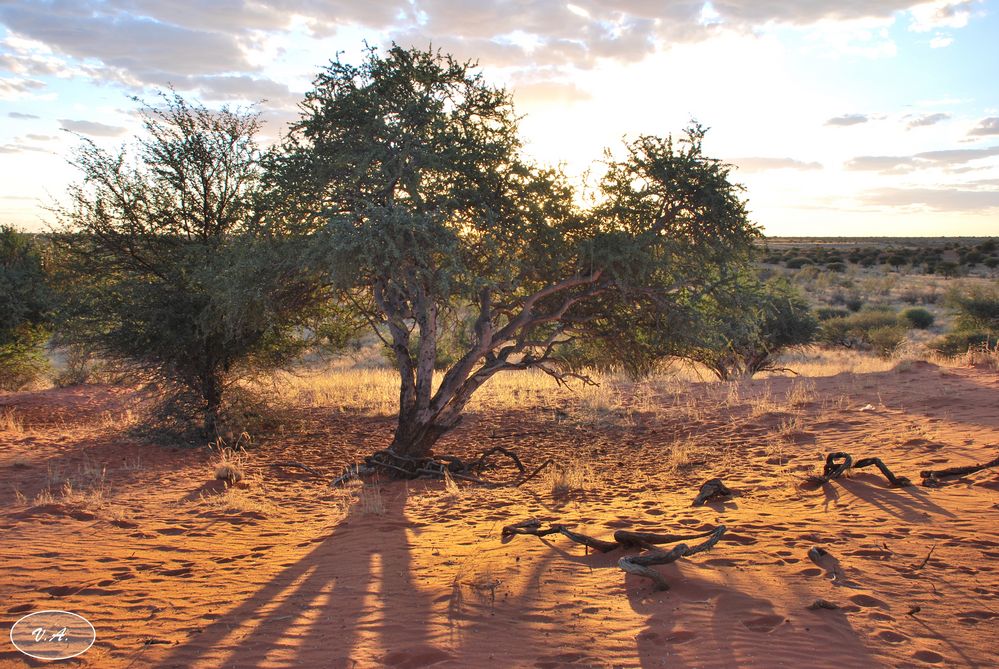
[55,92,334,435]
[267,45,760,459]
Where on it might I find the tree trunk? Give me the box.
[201,371,224,438]
[388,416,455,459]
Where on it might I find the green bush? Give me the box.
[816,307,850,321]
[932,331,998,356]
[819,308,904,355]
[0,226,51,390]
[785,257,812,269]
[899,307,934,329]
[826,261,846,272]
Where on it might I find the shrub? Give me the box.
[54,93,338,435]
[899,307,935,329]
[819,308,904,355]
[816,307,850,321]
[0,226,51,390]
[826,261,846,273]
[932,331,999,356]
[785,257,812,269]
[845,296,864,312]
[687,277,818,380]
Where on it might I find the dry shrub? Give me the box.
[212,438,249,484]
[542,458,595,497]
[358,483,385,515]
[0,407,24,434]
[785,380,815,408]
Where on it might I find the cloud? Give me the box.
[915,146,999,163]
[4,0,976,85]
[846,146,999,172]
[845,155,915,172]
[0,142,52,154]
[929,34,953,48]
[862,186,999,212]
[0,76,45,98]
[731,157,823,172]
[825,113,869,126]
[8,111,39,119]
[58,119,128,137]
[907,112,949,128]
[968,117,999,137]
[182,75,298,105]
[0,2,254,84]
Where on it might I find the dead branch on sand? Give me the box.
[921,452,999,487]
[692,478,733,506]
[806,452,912,487]
[501,519,727,590]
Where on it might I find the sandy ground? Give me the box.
[1,361,997,668]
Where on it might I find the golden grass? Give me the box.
[0,407,25,434]
[542,458,595,498]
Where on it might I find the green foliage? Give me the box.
[54,92,338,434]
[946,284,999,332]
[932,331,998,356]
[784,257,812,269]
[819,308,905,356]
[0,226,51,389]
[684,275,818,380]
[899,307,934,329]
[816,307,850,321]
[266,44,759,454]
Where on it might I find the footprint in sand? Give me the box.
[663,630,698,644]
[849,594,888,609]
[741,614,785,632]
[912,650,945,664]
[875,630,909,643]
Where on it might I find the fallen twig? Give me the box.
[268,461,326,479]
[913,545,937,571]
[921,452,999,487]
[501,519,727,590]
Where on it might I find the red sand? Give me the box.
[1,362,997,667]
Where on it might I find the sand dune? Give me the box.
[1,361,997,667]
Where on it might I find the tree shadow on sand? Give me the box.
[153,484,444,668]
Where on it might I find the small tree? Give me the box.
[55,92,331,435]
[687,276,818,380]
[269,45,758,461]
[0,226,51,389]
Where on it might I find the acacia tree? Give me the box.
[686,275,818,380]
[55,92,332,435]
[269,45,759,461]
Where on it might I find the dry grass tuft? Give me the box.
[0,407,25,434]
[542,458,595,497]
[358,483,385,515]
[442,468,464,502]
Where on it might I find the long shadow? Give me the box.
[835,474,956,522]
[155,483,439,668]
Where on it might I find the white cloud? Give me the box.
[731,157,823,172]
[58,119,128,137]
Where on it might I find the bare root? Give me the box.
[692,478,733,506]
[920,451,999,487]
[806,452,912,487]
[501,519,728,590]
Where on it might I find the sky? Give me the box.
[1,0,998,237]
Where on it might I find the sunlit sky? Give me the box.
[1,1,998,236]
